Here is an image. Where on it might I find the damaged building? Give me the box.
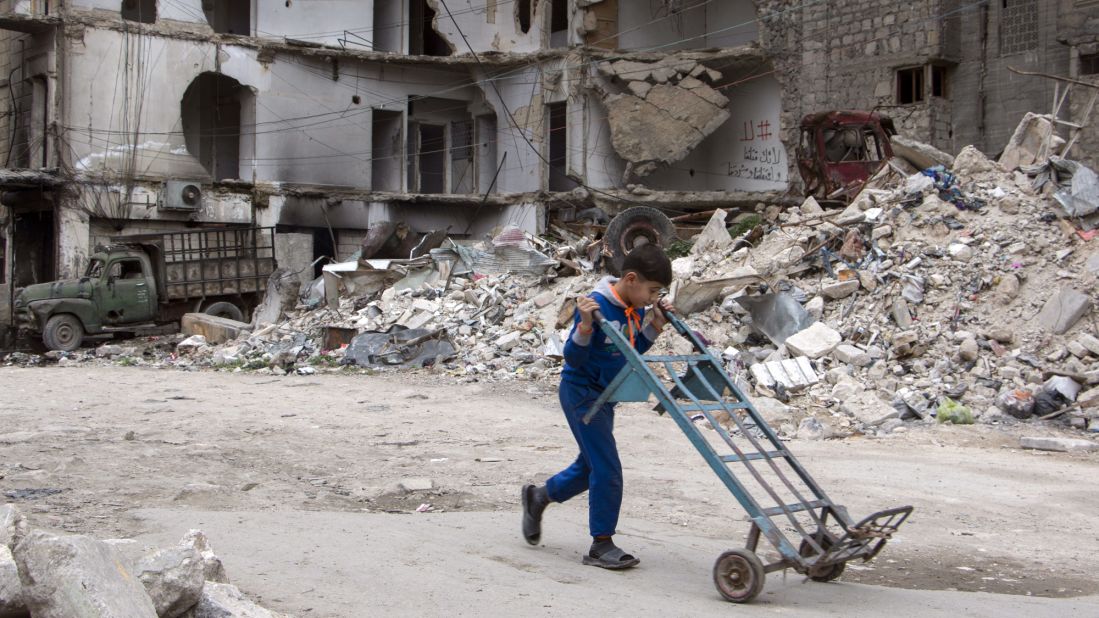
[0,0,788,335]
[766,0,1099,167]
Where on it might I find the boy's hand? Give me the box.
[576,297,601,330]
[651,299,675,330]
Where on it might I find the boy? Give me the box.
[522,244,674,569]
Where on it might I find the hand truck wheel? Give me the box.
[712,548,765,603]
[798,535,846,583]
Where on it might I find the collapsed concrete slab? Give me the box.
[181,314,252,346]
[14,531,157,618]
[596,54,731,179]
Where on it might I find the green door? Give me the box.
[98,258,155,324]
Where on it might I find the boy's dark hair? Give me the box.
[621,244,673,287]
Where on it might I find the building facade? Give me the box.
[0,0,787,332]
[765,0,1099,164]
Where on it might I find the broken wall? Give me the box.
[645,75,788,192]
[474,65,545,193]
[426,0,548,54]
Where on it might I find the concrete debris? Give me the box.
[597,53,730,178]
[999,113,1054,171]
[178,530,228,585]
[183,311,253,345]
[135,547,205,618]
[0,546,23,618]
[0,506,26,550]
[14,531,158,618]
[785,323,842,359]
[1035,288,1092,335]
[749,357,819,391]
[1019,436,1099,453]
[187,581,290,618]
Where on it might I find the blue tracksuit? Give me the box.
[545,277,661,538]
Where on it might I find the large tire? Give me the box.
[204,301,245,322]
[42,314,84,352]
[604,206,677,275]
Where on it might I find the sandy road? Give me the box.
[2,366,1098,616]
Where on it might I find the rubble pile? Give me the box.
[5,114,1099,443]
[0,502,288,617]
[645,135,1099,439]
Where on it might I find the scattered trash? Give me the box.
[936,398,974,425]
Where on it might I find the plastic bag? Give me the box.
[936,397,974,425]
[996,388,1035,420]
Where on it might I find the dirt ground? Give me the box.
[2,366,1099,616]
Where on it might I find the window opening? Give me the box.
[896,67,925,104]
[550,0,567,47]
[182,72,250,181]
[931,65,948,98]
[518,0,533,33]
[547,101,574,191]
[203,0,250,35]
[372,109,404,192]
[450,120,474,194]
[121,0,155,23]
[418,124,446,194]
[1081,53,1099,76]
[411,0,452,56]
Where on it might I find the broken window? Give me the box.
[896,67,925,105]
[202,0,250,35]
[450,120,474,194]
[109,259,144,280]
[931,65,948,98]
[410,0,451,56]
[1000,0,1038,56]
[550,0,567,47]
[1081,53,1099,76]
[822,127,883,163]
[372,109,404,192]
[120,0,155,23]
[547,101,575,191]
[518,0,533,34]
[181,72,251,181]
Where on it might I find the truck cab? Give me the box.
[14,246,159,351]
[797,111,897,205]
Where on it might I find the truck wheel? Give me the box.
[604,206,677,276]
[43,314,84,352]
[204,301,245,322]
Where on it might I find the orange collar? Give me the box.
[608,285,641,347]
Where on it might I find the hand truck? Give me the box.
[583,309,912,603]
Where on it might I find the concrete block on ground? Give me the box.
[785,322,841,359]
[833,344,871,367]
[181,313,252,346]
[14,531,157,618]
[1035,288,1092,334]
[1019,436,1099,453]
[753,397,792,426]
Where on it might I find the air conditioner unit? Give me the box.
[160,181,203,211]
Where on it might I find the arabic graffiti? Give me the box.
[729,119,785,184]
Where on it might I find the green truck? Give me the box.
[14,227,276,351]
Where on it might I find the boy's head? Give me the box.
[618,244,672,307]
